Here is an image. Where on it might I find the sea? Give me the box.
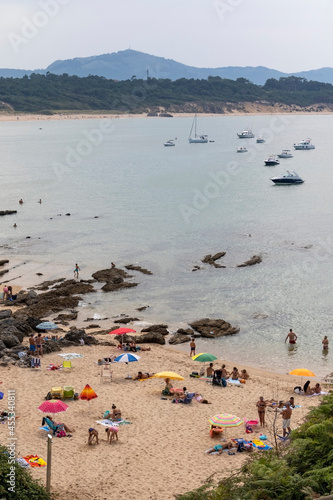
[1,113,333,378]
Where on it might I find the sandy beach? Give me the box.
[0,319,325,500]
[0,101,333,122]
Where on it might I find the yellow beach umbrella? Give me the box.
[152,371,185,381]
[289,369,316,377]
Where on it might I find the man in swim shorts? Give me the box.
[285,329,297,344]
[190,338,196,357]
[29,334,36,354]
[206,441,235,454]
[282,402,292,437]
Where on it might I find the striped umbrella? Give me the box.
[208,413,243,428]
[114,353,140,363]
[36,322,58,330]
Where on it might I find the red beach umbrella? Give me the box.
[108,328,136,335]
[38,400,69,415]
[79,384,97,401]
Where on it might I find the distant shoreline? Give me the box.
[1,102,333,122]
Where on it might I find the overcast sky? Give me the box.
[0,0,332,72]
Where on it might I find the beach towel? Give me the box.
[58,353,83,360]
[22,455,47,467]
[16,458,30,468]
[306,391,328,397]
[226,379,241,385]
[96,420,120,428]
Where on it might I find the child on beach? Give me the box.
[74,263,80,278]
[88,428,99,445]
[105,426,118,443]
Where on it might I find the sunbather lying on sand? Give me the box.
[135,371,154,379]
[206,441,236,454]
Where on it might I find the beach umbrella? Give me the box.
[208,413,243,434]
[79,384,97,401]
[114,353,140,363]
[152,371,185,381]
[289,369,316,377]
[36,322,58,330]
[109,327,136,345]
[38,400,69,415]
[192,353,218,363]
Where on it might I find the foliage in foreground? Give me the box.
[177,393,333,500]
[0,445,53,500]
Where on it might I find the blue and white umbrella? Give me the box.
[36,322,58,330]
[114,353,140,363]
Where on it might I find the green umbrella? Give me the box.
[192,353,218,362]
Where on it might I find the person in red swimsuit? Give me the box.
[285,329,297,344]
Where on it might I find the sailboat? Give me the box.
[188,115,208,143]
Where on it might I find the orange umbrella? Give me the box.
[79,384,97,401]
[289,369,316,377]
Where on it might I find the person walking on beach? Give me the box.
[190,338,196,357]
[256,396,266,427]
[281,402,292,437]
[285,328,297,344]
[74,263,80,278]
[322,336,329,350]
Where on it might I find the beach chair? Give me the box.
[51,387,64,399]
[100,364,112,383]
[63,386,75,399]
[31,357,41,369]
[62,360,72,372]
[42,417,61,436]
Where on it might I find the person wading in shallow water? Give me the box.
[285,329,297,344]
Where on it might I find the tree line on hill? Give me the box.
[0,73,332,113]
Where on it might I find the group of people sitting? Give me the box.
[206,364,249,381]
[302,381,322,395]
[2,285,15,302]
[161,379,212,403]
[104,404,122,421]
[117,341,151,352]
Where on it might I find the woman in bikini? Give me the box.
[256,396,266,427]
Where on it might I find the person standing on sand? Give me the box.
[29,334,36,354]
[285,329,297,344]
[322,336,329,350]
[281,402,292,437]
[74,263,80,278]
[190,338,196,357]
[35,333,44,357]
[206,363,214,377]
[256,396,266,427]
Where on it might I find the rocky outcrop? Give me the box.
[189,318,240,337]
[0,259,9,266]
[0,310,12,320]
[136,306,149,311]
[125,265,153,275]
[141,324,169,336]
[61,328,99,345]
[159,112,173,117]
[237,255,262,267]
[134,332,166,345]
[168,333,191,345]
[92,267,138,292]
[202,252,226,268]
[114,317,140,324]
[0,211,17,216]
[53,312,78,322]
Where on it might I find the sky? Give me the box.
[0,0,332,72]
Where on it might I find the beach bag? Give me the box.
[56,429,66,437]
[190,371,199,378]
[294,386,302,394]
[45,391,52,400]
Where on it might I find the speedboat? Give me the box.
[293,138,315,150]
[256,137,265,143]
[164,139,175,147]
[237,130,255,139]
[237,147,248,153]
[264,155,280,166]
[278,149,293,158]
[271,171,304,185]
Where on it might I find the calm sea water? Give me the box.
[1,114,333,377]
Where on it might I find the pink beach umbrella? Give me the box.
[109,327,136,345]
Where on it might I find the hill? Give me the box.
[1,50,333,85]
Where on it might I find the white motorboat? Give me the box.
[271,171,304,185]
[237,147,248,153]
[293,138,315,150]
[188,115,208,143]
[256,137,265,143]
[277,149,293,158]
[264,155,280,166]
[164,139,175,147]
[237,130,255,139]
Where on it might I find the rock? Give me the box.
[176,328,195,336]
[192,265,201,272]
[0,259,9,266]
[147,112,158,117]
[92,267,138,292]
[36,273,43,276]
[102,282,137,292]
[159,112,173,117]
[134,332,165,344]
[0,310,12,320]
[0,339,6,351]
[86,324,100,329]
[0,319,30,342]
[141,324,169,336]
[62,328,98,345]
[237,255,262,267]
[168,333,191,345]
[0,270,9,277]
[0,355,13,366]
[136,306,149,311]
[202,252,226,268]
[0,211,17,216]
[125,265,153,275]
[189,318,240,337]
[114,317,140,324]
[251,312,269,319]
[0,332,21,348]
[53,312,78,322]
